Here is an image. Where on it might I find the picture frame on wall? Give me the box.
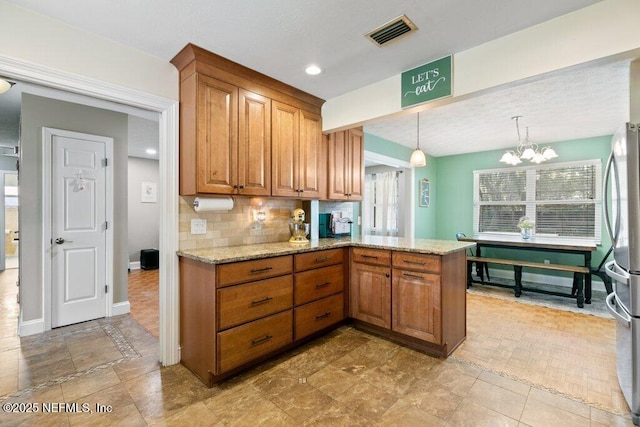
[141,181,157,203]
[419,178,430,207]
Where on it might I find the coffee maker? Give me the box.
[319,213,352,238]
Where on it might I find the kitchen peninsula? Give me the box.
[178,236,473,386]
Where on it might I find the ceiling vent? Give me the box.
[366,15,417,47]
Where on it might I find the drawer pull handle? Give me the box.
[250,296,273,306]
[251,335,273,346]
[403,273,424,280]
[250,267,273,274]
[361,255,379,259]
[315,282,331,289]
[315,312,331,321]
[404,260,426,265]
[315,256,330,263]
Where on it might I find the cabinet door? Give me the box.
[327,131,348,200]
[196,75,238,194]
[299,109,325,199]
[391,269,441,344]
[271,101,300,197]
[350,263,391,328]
[347,127,364,201]
[238,89,271,196]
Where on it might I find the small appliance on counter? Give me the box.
[319,212,352,238]
[289,208,310,244]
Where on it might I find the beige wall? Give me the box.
[128,157,160,263]
[322,0,640,131]
[0,2,178,100]
[20,94,129,321]
[179,197,301,250]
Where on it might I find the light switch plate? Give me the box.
[191,218,207,235]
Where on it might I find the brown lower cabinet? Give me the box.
[179,248,346,386]
[179,245,465,386]
[350,248,466,357]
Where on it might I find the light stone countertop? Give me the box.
[177,235,475,265]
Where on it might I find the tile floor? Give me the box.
[128,268,159,338]
[0,268,635,426]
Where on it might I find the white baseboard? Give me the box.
[112,301,131,316]
[129,261,140,270]
[18,317,45,336]
[486,268,607,292]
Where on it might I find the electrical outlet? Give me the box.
[191,218,207,235]
[544,259,550,264]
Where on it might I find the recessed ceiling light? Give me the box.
[146,148,157,155]
[305,65,322,76]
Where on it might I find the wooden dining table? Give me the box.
[459,234,599,303]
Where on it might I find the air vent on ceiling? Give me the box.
[366,15,417,47]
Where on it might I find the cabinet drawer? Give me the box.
[351,247,391,266]
[218,310,292,373]
[392,252,441,274]
[294,293,344,340]
[217,275,293,330]
[295,248,344,272]
[295,264,343,305]
[217,255,292,287]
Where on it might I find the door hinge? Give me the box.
[102,158,108,167]
[104,221,109,230]
[105,285,108,293]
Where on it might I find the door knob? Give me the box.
[54,238,73,244]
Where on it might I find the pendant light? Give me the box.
[410,112,426,167]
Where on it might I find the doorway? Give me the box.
[0,171,18,271]
[0,56,179,365]
[362,150,415,238]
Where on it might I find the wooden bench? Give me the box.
[466,256,590,308]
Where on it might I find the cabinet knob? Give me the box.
[385,273,390,278]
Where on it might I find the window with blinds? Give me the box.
[473,160,602,242]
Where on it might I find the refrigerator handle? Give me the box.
[603,151,615,244]
[603,151,621,245]
[605,260,629,283]
[605,292,631,327]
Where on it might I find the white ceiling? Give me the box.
[1,0,629,159]
[366,59,630,157]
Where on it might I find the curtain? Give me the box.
[363,171,398,237]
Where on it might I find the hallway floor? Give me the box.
[0,268,633,426]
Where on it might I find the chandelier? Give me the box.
[499,116,558,165]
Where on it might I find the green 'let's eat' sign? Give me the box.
[401,55,452,108]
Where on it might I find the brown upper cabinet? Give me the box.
[171,44,325,197]
[327,127,364,201]
[271,102,325,199]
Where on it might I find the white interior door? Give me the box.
[49,129,110,328]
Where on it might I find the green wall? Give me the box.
[363,132,613,282]
[434,135,613,279]
[364,133,438,239]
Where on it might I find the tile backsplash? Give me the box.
[179,196,301,250]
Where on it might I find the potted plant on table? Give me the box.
[517,217,535,240]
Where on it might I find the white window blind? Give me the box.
[473,160,602,242]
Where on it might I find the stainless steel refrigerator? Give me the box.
[605,122,640,425]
